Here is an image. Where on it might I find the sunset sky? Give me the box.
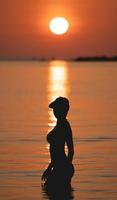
[0,0,117,59]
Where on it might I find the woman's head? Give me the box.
[49,97,69,119]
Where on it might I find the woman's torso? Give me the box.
[47,120,69,164]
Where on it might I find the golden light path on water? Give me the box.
[48,60,69,123]
[47,60,70,150]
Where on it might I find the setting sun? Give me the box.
[49,17,69,35]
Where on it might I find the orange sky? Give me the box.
[0,0,117,59]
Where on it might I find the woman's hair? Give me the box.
[54,107,69,119]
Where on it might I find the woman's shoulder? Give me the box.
[64,120,72,136]
[59,119,71,134]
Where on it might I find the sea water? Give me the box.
[0,61,117,200]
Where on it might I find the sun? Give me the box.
[49,17,69,35]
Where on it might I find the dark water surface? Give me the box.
[0,61,117,200]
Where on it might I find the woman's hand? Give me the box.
[41,168,50,181]
[41,163,53,181]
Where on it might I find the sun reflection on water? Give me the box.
[48,60,69,128]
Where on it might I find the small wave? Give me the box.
[78,137,117,143]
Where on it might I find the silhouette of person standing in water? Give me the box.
[42,97,74,196]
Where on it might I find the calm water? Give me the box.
[0,61,117,200]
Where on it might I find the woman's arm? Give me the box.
[66,123,74,163]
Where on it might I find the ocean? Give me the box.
[0,61,117,200]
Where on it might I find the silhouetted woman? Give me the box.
[42,97,74,191]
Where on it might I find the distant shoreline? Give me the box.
[72,56,117,62]
[0,56,117,62]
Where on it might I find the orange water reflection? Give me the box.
[48,60,70,127]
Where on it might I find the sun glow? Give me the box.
[49,17,69,35]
